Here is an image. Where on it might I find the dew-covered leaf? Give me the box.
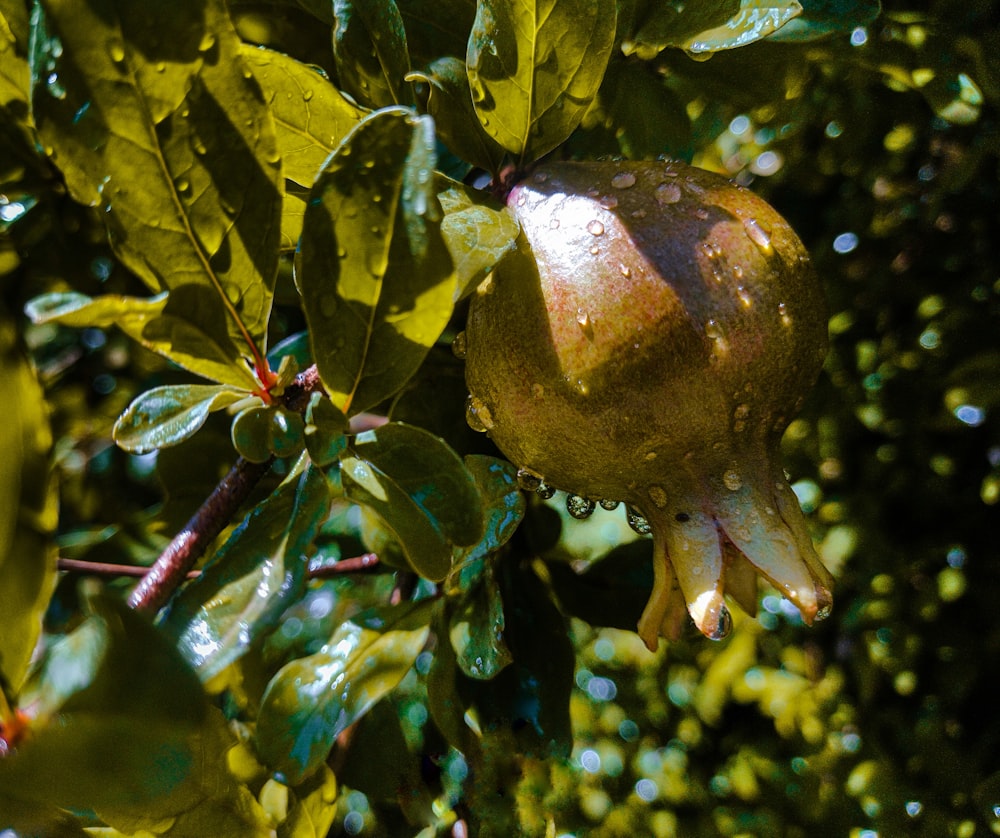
[407,57,506,175]
[295,107,456,415]
[255,600,433,785]
[165,464,330,682]
[30,0,282,383]
[466,0,617,164]
[0,304,57,693]
[623,0,801,58]
[765,0,880,42]
[113,383,249,454]
[437,174,519,299]
[25,290,259,387]
[332,0,413,110]
[341,422,483,580]
[443,457,523,679]
[242,43,365,189]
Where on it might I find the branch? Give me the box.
[126,364,332,614]
[59,551,382,581]
[127,455,273,613]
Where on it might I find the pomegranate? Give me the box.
[463,161,833,650]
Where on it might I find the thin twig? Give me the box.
[60,551,382,581]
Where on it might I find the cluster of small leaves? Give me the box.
[3,0,998,835]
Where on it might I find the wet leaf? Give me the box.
[341,422,483,580]
[766,0,880,42]
[398,0,477,65]
[442,457,524,680]
[437,175,519,299]
[276,766,338,838]
[25,290,258,388]
[0,2,30,119]
[0,305,57,692]
[255,600,433,785]
[407,57,506,175]
[332,0,413,110]
[113,383,249,454]
[31,0,282,384]
[624,0,802,58]
[166,464,331,682]
[242,43,365,189]
[466,0,617,164]
[295,107,456,416]
[0,595,273,831]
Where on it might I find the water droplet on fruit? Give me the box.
[566,495,596,519]
[589,244,600,255]
[451,331,467,359]
[549,217,560,229]
[599,498,620,510]
[516,467,543,491]
[599,195,618,210]
[587,219,605,236]
[655,182,682,205]
[708,606,733,640]
[619,263,631,278]
[576,310,594,339]
[736,286,753,307]
[648,484,668,508]
[535,481,556,499]
[723,467,743,491]
[705,319,728,355]
[612,172,636,189]
[626,506,651,535]
[465,395,493,432]
[744,218,773,253]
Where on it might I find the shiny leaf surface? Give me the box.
[166,465,331,681]
[437,175,519,299]
[113,383,248,454]
[466,0,617,164]
[243,43,365,189]
[255,600,432,785]
[295,107,455,415]
[341,423,483,580]
[31,0,282,382]
[332,0,413,110]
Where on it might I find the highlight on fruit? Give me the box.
[463,160,834,650]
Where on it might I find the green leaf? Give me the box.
[113,383,249,454]
[1,2,31,120]
[242,43,365,189]
[25,290,258,388]
[398,0,478,65]
[445,457,523,680]
[332,0,413,110]
[295,107,456,415]
[341,422,483,580]
[623,0,802,58]
[255,600,433,785]
[31,0,282,383]
[765,0,880,42]
[0,305,57,693]
[407,57,506,175]
[0,594,272,829]
[437,174,519,299]
[166,465,331,682]
[276,766,338,838]
[466,0,617,164]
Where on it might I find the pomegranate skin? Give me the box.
[464,161,833,648]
